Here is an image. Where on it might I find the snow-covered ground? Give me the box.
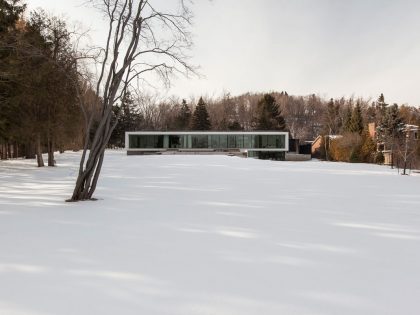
[1,151,420,315]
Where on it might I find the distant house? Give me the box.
[403,124,419,140]
[125,131,289,159]
[369,122,419,165]
[311,135,343,158]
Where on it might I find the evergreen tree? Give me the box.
[1,8,83,165]
[228,120,243,131]
[376,103,403,157]
[111,92,141,147]
[376,93,388,125]
[377,103,403,168]
[175,99,191,130]
[343,105,353,132]
[0,0,26,154]
[191,97,211,130]
[366,104,376,123]
[378,93,385,104]
[384,104,403,136]
[349,101,364,134]
[360,130,376,163]
[256,94,286,130]
[0,0,26,33]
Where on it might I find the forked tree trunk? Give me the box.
[36,134,44,167]
[68,0,194,202]
[68,110,117,201]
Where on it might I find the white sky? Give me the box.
[26,0,420,106]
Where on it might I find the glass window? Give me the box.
[236,135,244,148]
[267,135,276,148]
[130,135,164,148]
[253,135,259,148]
[129,133,286,150]
[210,135,219,148]
[129,135,137,148]
[277,135,285,149]
[220,135,227,149]
[243,135,251,148]
[192,135,208,148]
[186,135,192,148]
[228,135,236,148]
[169,135,182,148]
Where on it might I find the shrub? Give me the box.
[375,151,385,164]
[329,133,362,162]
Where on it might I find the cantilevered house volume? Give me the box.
[125,131,289,159]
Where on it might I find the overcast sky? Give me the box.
[27,0,420,105]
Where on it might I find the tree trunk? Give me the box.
[36,134,44,167]
[68,110,117,202]
[324,136,329,161]
[0,143,6,160]
[48,134,55,166]
[67,0,194,202]
[25,142,36,159]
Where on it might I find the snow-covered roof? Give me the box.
[403,124,419,131]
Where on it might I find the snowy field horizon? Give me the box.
[1,151,420,315]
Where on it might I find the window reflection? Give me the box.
[129,134,286,150]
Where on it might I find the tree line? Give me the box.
[0,0,100,166]
[110,93,287,146]
[1,1,420,173]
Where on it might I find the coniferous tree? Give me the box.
[228,120,243,131]
[175,99,191,130]
[377,104,402,144]
[1,7,87,165]
[0,0,26,158]
[377,93,387,110]
[377,103,403,168]
[191,97,211,130]
[256,94,286,130]
[384,104,403,136]
[343,105,353,133]
[360,130,376,163]
[110,91,140,147]
[349,101,364,134]
[376,93,388,126]
[0,0,26,32]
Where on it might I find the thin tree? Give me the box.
[69,0,195,201]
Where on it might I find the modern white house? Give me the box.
[125,131,289,159]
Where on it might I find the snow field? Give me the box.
[0,151,420,315]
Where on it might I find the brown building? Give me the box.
[311,135,343,158]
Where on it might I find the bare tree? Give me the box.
[69,0,195,201]
[395,125,419,175]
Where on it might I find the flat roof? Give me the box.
[126,131,288,135]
